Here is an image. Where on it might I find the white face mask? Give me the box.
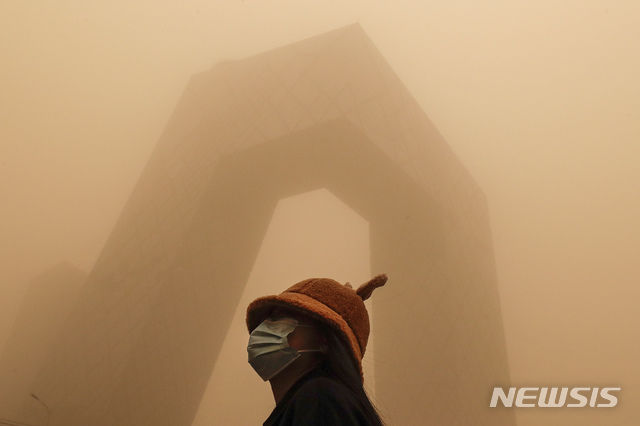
[247,317,322,381]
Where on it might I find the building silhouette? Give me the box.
[0,262,85,425]
[20,25,515,425]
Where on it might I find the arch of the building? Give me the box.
[107,118,453,425]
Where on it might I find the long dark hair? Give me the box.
[319,328,385,426]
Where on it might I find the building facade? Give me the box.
[22,25,515,425]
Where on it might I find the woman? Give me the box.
[246,274,387,426]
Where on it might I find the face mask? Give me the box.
[247,317,322,381]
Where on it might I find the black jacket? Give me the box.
[264,369,373,425]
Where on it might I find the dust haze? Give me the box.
[1,1,639,425]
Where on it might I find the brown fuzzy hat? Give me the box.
[246,274,387,382]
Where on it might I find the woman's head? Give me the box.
[246,278,387,426]
[246,274,387,382]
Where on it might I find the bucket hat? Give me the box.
[246,274,387,381]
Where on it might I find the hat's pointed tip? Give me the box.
[356,274,387,301]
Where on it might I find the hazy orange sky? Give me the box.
[1,1,639,425]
